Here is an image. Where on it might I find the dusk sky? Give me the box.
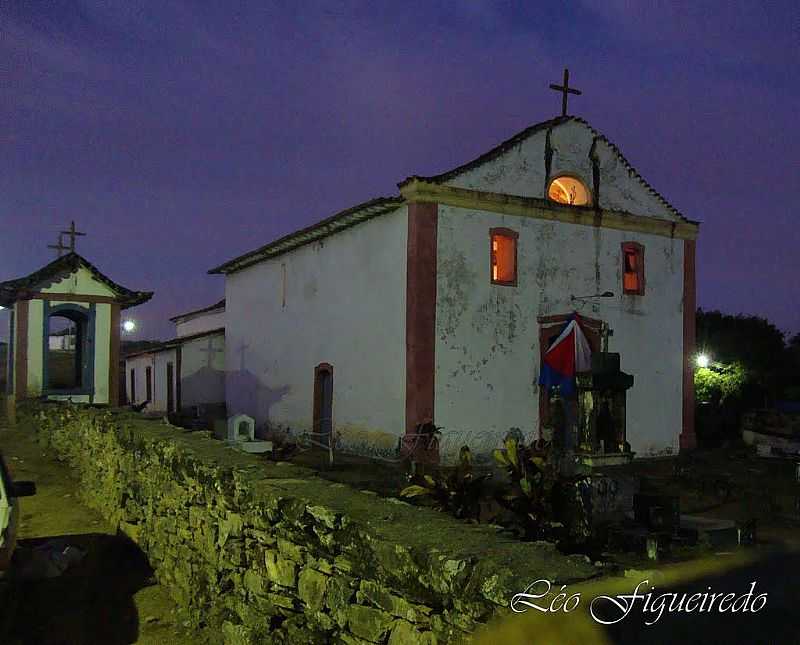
[2,1,798,341]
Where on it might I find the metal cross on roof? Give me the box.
[47,233,70,258]
[61,220,86,252]
[549,68,582,117]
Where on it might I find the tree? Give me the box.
[696,309,790,403]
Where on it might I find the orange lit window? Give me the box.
[490,228,518,286]
[547,176,591,206]
[622,242,645,295]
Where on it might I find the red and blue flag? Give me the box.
[538,314,592,396]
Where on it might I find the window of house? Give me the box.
[547,175,591,206]
[622,242,645,295]
[490,228,518,286]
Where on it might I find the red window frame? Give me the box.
[622,241,645,295]
[490,228,519,286]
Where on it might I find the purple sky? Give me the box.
[2,1,799,341]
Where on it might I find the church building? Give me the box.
[210,113,699,462]
[1,252,152,407]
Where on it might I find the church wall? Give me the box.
[180,332,225,409]
[447,119,678,222]
[434,203,685,458]
[92,302,111,404]
[152,348,178,412]
[224,206,408,455]
[175,308,225,338]
[26,299,44,397]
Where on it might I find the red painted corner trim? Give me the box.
[405,202,438,461]
[14,300,29,402]
[681,239,697,451]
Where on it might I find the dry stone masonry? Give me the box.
[21,403,596,644]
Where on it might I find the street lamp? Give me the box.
[122,319,136,333]
[695,353,710,368]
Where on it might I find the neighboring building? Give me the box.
[48,327,77,351]
[209,116,699,461]
[124,300,225,416]
[1,252,152,405]
[125,344,178,414]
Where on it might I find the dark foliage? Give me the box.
[400,446,490,520]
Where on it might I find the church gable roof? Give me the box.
[209,196,404,275]
[0,252,153,308]
[399,116,691,223]
[211,115,696,276]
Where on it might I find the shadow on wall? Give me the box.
[226,368,290,440]
[180,366,226,408]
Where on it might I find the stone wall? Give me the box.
[21,403,596,644]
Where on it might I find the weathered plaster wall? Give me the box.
[176,308,225,338]
[448,119,680,221]
[25,299,44,396]
[24,403,597,644]
[432,118,688,458]
[181,332,225,408]
[434,204,685,458]
[92,302,111,404]
[225,207,407,454]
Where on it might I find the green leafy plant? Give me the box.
[694,361,748,404]
[400,446,489,520]
[493,436,592,543]
[492,436,558,539]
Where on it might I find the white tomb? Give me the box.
[226,414,273,455]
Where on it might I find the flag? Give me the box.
[538,314,592,396]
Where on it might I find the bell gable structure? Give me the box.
[1,252,151,407]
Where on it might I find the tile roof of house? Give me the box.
[122,326,225,359]
[169,298,225,323]
[210,115,694,275]
[209,196,404,275]
[0,252,153,308]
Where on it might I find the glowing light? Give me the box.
[696,353,710,368]
[122,320,136,333]
[548,176,590,206]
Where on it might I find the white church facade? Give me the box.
[210,116,699,461]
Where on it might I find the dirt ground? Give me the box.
[0,421,216,645]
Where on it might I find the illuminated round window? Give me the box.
[547,176,591,206]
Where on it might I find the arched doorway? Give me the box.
[44,304,94,394]
[313,363,333,448]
